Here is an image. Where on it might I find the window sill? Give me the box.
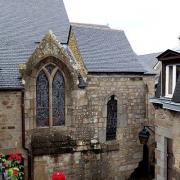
[165,94,173,98]
[35,126,67,130]
[101,141,119,152]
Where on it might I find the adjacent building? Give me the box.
[150,49,180,179]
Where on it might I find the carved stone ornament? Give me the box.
[23,30,80,77]
[18,64,27,77]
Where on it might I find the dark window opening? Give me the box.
[176,65,180,82]
[106,95,117,141]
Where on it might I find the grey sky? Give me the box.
[64,0,180,55]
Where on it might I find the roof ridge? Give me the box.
[138,52,161,56]
[71,22,123,32]
[71,22,110,30]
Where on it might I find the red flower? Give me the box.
[51,172,66,180]
[7,153,22,163]
[13,169,19,176]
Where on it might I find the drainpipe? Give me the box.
[145,83,149,119]
[21,89,33,180]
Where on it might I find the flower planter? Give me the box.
[0,153,24,180]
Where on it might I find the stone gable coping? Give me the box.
[21,31,80,78]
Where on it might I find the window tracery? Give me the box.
[36,63,65,127]
[45,64,55,74]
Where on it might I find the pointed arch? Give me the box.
[106,95,117,140]
[52,70,65,126]
[36,70,49,127]
[36,64,66,127]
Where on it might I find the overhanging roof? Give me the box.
[150,97,180,112]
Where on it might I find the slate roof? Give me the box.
[138,52,161,74]
[0,0,70,89]
[72,23,145,73]
[0,0,70,44]
[0,3,147,90]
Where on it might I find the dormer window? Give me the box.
[165,64,180,97]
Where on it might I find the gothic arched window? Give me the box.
[52,70,65,126]
[106,95,117,141]
[36,64,65,127]
[36,70,49,127]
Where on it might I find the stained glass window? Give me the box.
[45,64,55,74]
[36,70,49,127]
[52,70,65,126]
[36,64,65,127]
[106,95,117,141]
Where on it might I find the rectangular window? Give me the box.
[176,65,180,82]
[168,66,173,95]
[165,64,180,97]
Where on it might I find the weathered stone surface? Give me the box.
[0,31,156,179]
[0,92,24,152]
[154,108,180,180]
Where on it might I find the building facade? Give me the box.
[150,49,180,180]
[0,0,156,179]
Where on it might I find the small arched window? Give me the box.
[36,64,65,127]
[106,95,117,141]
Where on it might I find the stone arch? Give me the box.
[32,56,76,89]
[106,95,118,141]
[100,92,127,142]
[27,55,78,90]
[21,31,81,90]
[36,61,66,127]
[23,55,77,132]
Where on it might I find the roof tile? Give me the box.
[72,23,144,73]
[0,0,70,89]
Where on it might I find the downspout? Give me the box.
[21,89,33,180]
[145,83,149,119]
[67,25,72,45]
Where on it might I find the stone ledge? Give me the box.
[101,142,119,152]
[31,130,76,156]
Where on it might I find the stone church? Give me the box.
[0,0,157,179]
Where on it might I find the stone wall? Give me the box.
[85,74,154,178]
[0,74,153,180]
[155,108,180,180]
[34,151,102,180]
[0,72,156,179]
[0,31,156,179]
[27,74,155,179]
[0,91,24,154]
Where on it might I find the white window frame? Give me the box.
[165,65,176,98]
[153,61,161,70]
